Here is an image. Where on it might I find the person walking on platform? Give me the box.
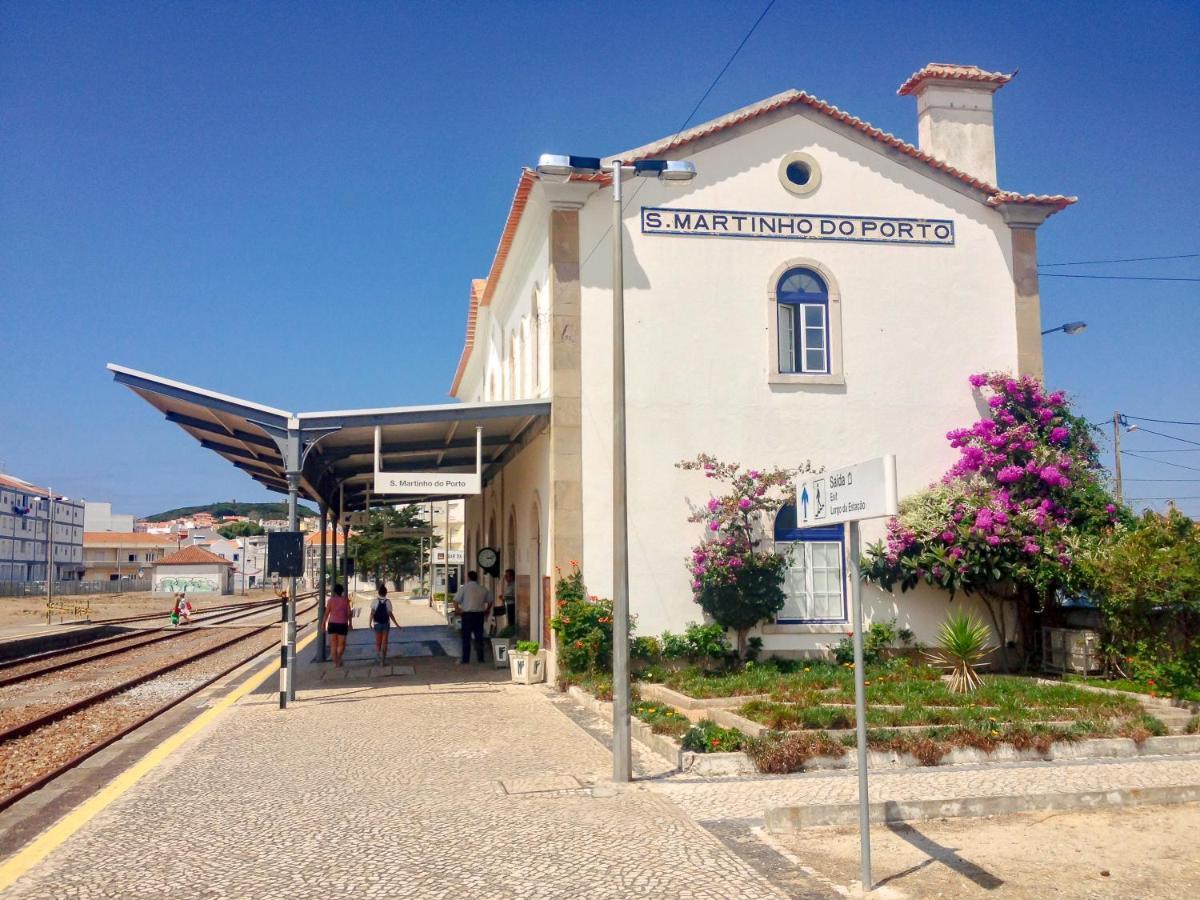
[501,569,517,634]
[323,583,352,667]
[453,570,491,664]
[370,583,400,663]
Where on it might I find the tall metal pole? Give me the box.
[240,536,246,596]
[282,423,300,706]
[610,159,632,783]
[849,520,872,891]
[1112,412,1124,502]
[46,487,54,608]
[444,501,450,617]
[318,504,328,662]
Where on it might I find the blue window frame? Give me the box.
[776,268,830,375]
[773,504,846,623]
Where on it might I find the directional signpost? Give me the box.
[796,455,898,893]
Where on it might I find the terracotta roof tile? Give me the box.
[84,532,178,545]
[898,63,1015,96]
[449,80,1074,393]
[156,545,234,567]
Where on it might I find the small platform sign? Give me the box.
[383,526,434,539]
[374,473,481,496]
[345,511,372,527]
[796,455,898,527]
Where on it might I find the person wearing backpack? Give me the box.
[370,583,400,664]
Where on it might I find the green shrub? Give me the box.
[1185,715,1200,735]
[631,636,663,664]
[515,641,540,654]
[832,618,906,665]
[681,720,746,753]
[549,563,625,676]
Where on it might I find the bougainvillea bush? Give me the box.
[676,454,806,657]
[862,373,1121,669]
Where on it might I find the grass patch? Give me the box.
[1066,675,1200,704]
[633,701,690,738]
[1186,715,1200,735]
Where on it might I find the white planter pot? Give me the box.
[509,650,546,685]
[491,638,512,668]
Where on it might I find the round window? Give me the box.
[778,152,821,196]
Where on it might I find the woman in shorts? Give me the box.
[369,583,401,664]
[323,583,351,667]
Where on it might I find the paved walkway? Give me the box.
[3,597,790,899]
[5,594,1200,898]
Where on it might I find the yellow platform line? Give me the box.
[0,630,317,893]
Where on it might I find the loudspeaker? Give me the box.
[267,532,304,577]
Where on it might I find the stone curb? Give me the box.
[638,682,770,710]
[765,783,1200,831]
[565,685,683,770]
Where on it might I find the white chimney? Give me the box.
[898,63,1014,187]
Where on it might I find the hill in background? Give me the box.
[143,501,319,523]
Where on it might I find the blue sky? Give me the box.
[2,1,1198,517]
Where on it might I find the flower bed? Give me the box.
[632,701,690,739]
[1066,675,1200,705]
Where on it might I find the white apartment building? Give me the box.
[0,473,85,583]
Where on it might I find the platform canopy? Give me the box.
[107,364,549,513]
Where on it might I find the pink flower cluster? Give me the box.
[875,373,1115,582]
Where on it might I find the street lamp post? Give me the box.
[1041,321,1087,336]
[536,152,697,782]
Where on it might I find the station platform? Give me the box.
[0,596,785,899]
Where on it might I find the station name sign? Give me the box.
[374,472,481,496]
[642,207,954,246]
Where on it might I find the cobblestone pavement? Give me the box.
[5,599,793,900]
[649,754,1200,824]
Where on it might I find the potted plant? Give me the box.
[509,640,546,684]
[491,624,516,669]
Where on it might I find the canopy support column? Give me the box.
[284,421,301,705]
[318,503,328,662]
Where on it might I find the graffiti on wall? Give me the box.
[159,575,219,593]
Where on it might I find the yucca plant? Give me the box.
[927,611,992,693]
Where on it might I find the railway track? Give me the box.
[0,598,319,812]
[0,596,296,688]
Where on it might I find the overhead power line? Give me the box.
[579,0,777,271]
[1125,414,1200,426]
[1125,478,1200,482]
[1130,427,1200,447]
[1039,252,1199,267]
[1122,450,1200,472]
[1127,496,1200,501]
[1130,448,1200,453]
[1039,273,1200,282]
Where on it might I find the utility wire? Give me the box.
[1125,414,1200,426]
[1039,252,1199,267]
[1129,426,1200,447]
[1122,450,1200,472]
[1126,496,1200,501]
[577,0,777,271]
[1128,448,1200,453]
[1125,478,1200,482]
[1039,273,1200,282]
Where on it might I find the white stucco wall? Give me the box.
[571,110,1020,647]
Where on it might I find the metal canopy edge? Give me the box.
[106,363,550,512]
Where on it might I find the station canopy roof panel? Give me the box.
[108,364,549,512]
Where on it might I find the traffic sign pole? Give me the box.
[849,519,871,891]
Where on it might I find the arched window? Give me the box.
[776,268,829,375]
[772,504,845,623]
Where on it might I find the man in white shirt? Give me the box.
[453,570,492,664]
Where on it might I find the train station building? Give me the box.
[111,63,1074,666]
